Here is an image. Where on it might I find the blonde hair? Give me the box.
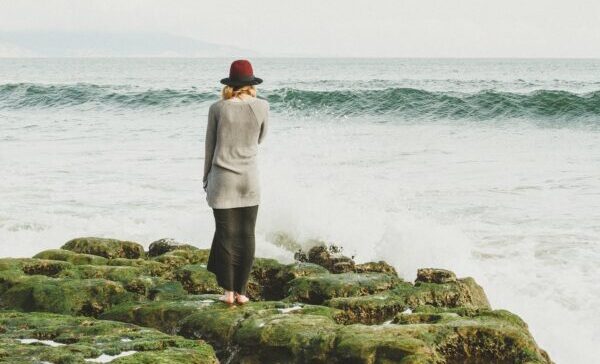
[222,85,257,100]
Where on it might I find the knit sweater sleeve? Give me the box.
[203,103,218,189]
[258,101,270,144]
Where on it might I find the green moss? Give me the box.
[326,277,491,325]
[1,276,136,316]
[234,313,338,363]
[107,258,171,277]
[58,265,142,282]
[62,237,145,259]
[174,264,220,294]
[100,300,211,335]
[286,272,401,304]
[148,238,199,257]
[0,310,217,363]
[33,249,109,265]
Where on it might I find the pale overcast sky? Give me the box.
[1,0,599,57]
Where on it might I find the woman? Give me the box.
[203,59,270,305]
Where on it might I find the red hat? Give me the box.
[220,59,263,87]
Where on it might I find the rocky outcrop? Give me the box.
[0,237,553,364]
[0,310,217,363]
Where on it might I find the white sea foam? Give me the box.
[19,338,65,347]
[84,351,137,363]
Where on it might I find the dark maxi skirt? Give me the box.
[206,205,259,295]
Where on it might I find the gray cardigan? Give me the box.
[203,97,270,209]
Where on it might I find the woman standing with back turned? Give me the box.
[203,60,269,305]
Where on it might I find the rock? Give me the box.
[152,249,210,269]
[57,264,143,284]
[174,264,220,294]
[306,244,356,273]
[286,272,402,304]
[107,258,171,277]
[62,237,145,259]
[148,238,199,257]
[354,261,398,276]
[0,310,217,363]
[179,301,344,359]
[233,312,338,363]
[148,281,188,301]
[246,257,286,300]
[391,307,552,363]
[0,258,73,277]
[0,242,552,363]
[416,268,457,284]
[101,300,208,334]
[0,275,135,316]
[327,276,491,324]
[33,248,109,265]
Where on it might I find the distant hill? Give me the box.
[0,31,258,57]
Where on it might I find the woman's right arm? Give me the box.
[203,104,217,191]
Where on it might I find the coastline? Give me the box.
[0,236,552,363]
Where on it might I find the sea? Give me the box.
[1,58,599,363]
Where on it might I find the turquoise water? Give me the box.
[1,58,599,362]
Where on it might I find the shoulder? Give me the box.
[209,99,224,111]
[255,97,270,111]
[208,100,225,116]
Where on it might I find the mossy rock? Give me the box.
[0,310,217,363]
[416,268,457,284]
[334,324,441,363]
[107,258,171,277]
[286,272,402,304]
[233,313,339,363]
[0,258,73,277]
[0,275,136,316]
[174,264,220,294]
[180,301,302,350]
[246,257,287,300]
[148,238,199,257]
[101,300,213,335]
[152,249,210,269]
[62,237,145,259]
[33,248,109,265]
[354,260,399,276]
[326,275,491,325]
[57,264,142,283]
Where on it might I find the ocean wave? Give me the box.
[1,83,600,120]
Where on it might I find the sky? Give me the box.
[0,0,599,57]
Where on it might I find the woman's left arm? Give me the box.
[203,105,217,191]
[258,102,270,145]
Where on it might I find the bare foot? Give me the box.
[218,290,234,304]
[235,293,250,304]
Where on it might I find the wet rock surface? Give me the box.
[0,310,217,363]
[0,236,552,363]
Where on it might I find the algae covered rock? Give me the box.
[0,276,135,316]
[0,310,218,363]
[148,238,199,257]
[0,258,73,277]
[286,272,401,304]
[354,260,398,276]
[33,248,109,265]
[152,249,210,269]
[416,268,457,284]
[326,275,491,324]
[0,239,552,364]
[305,244,356,273]
[174,264,220,294]
[62,237,145,259]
